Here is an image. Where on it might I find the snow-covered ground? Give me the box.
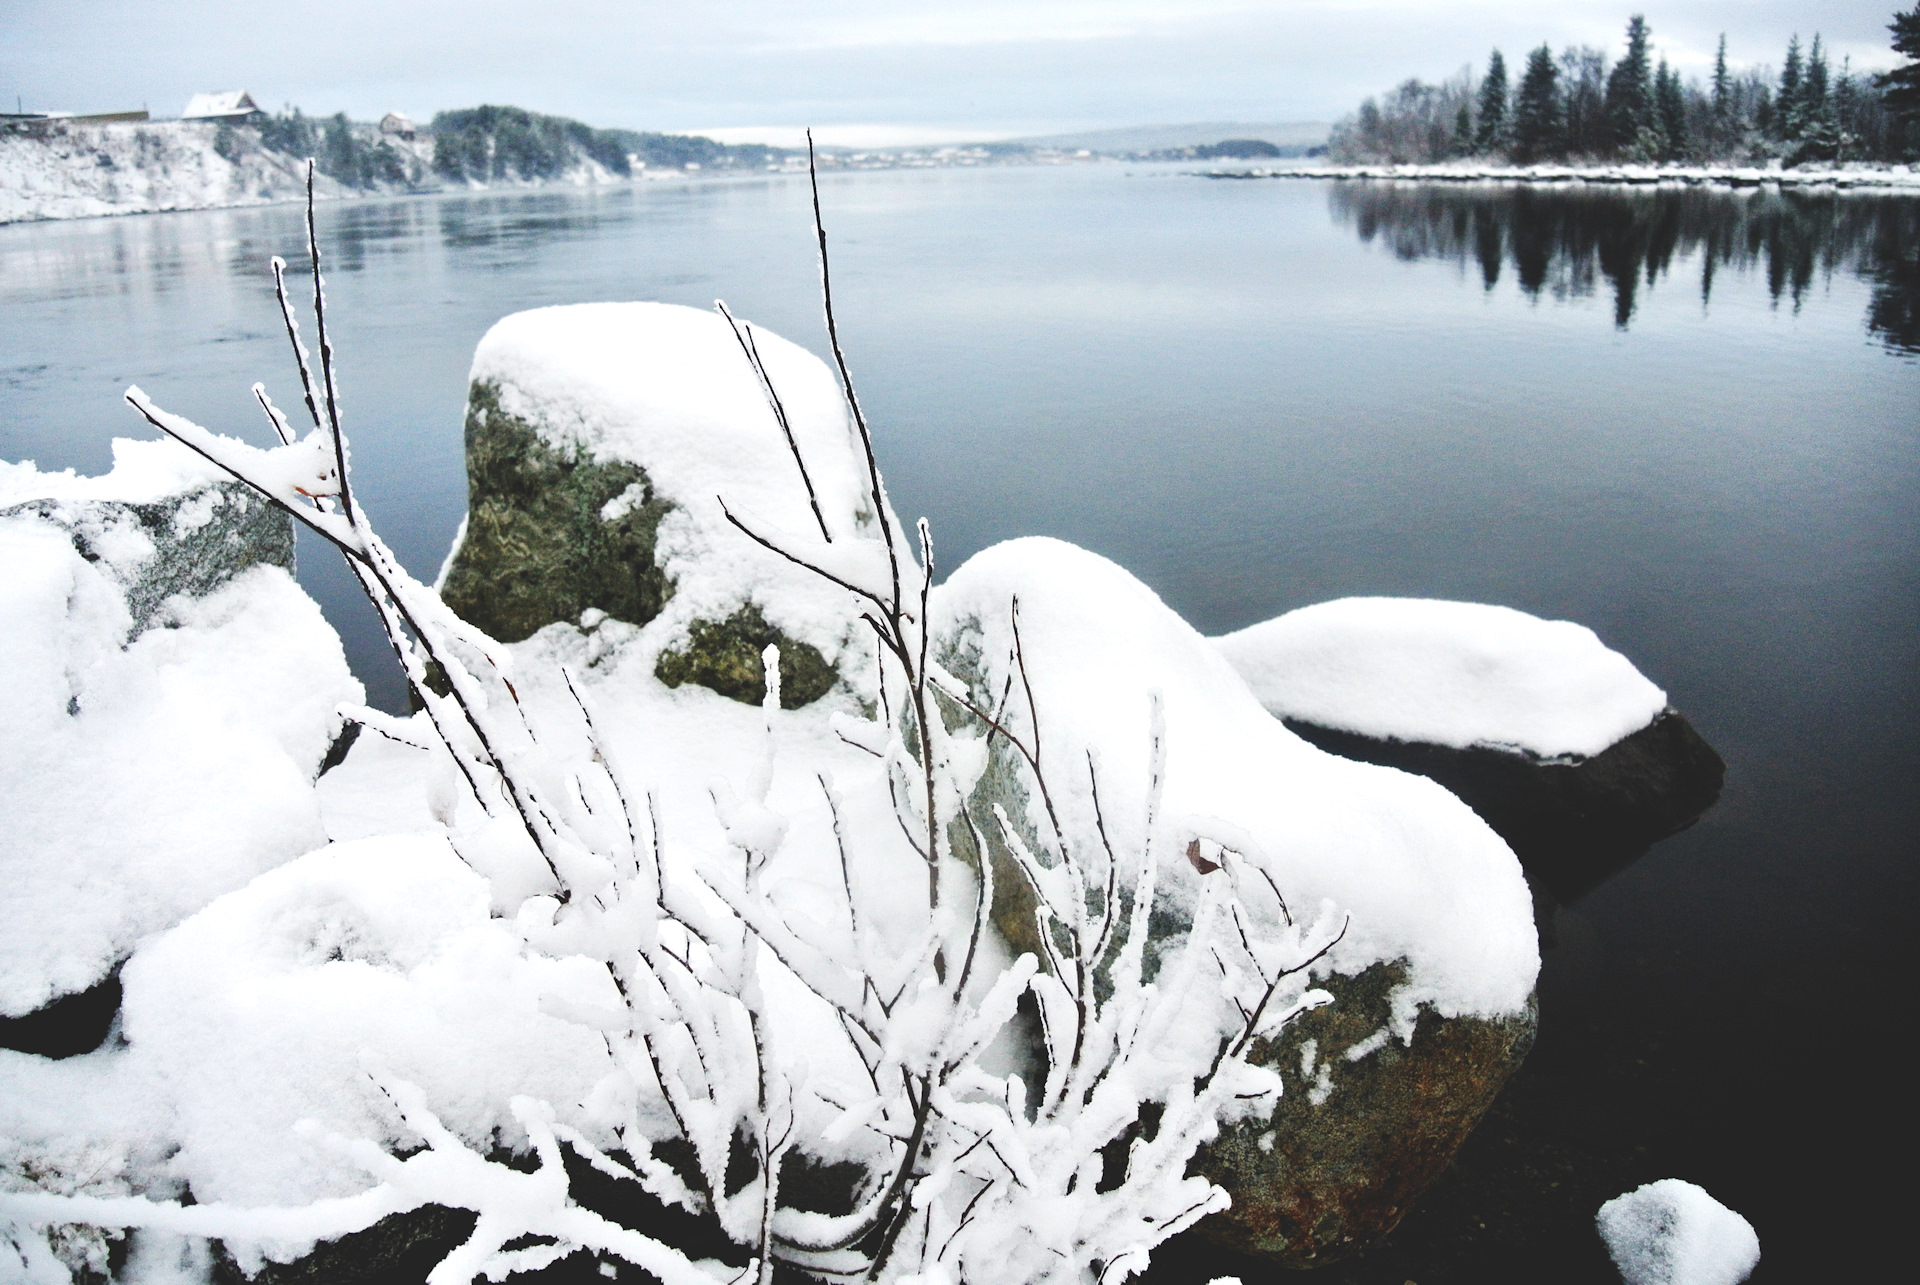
[1208,160,1920,191]
[0,122,362,223]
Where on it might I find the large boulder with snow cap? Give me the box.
[929,539,1540,1267]
[439,302,896,708]
[1215,599,1724,901]
[0,441,359,1035]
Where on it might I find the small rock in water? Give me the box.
[1596,1179,1760,1285]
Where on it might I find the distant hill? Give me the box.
[431,106,782,181]
[1000,121,1331,154]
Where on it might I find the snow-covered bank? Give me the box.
[0,121,373,224]
[0,119,642,225]
[1205,160,1920,192]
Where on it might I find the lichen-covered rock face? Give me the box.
[437,302,904,709]
[0,478,293,640]
[439,379,673,644]
[1188,961,1537,1267]
[654,603,838,709]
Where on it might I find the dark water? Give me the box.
[2,171,1915,1280]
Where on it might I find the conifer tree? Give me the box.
[1712,34,1731,118]
[1512,44,1563,161]
[1795,34,1840,159]
[1452,102,1475,156]
[1605,15,1656,154]
[1476,49,1510,153]
[1655,60,1687,159]
[1778,35,1804,139]
[1880,3,1920,119]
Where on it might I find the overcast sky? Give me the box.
[4,2,1906,145]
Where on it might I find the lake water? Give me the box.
[3,167,1915,1281]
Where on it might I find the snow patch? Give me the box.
[1214,596,1667,759]
[1597,1179,1760,1285]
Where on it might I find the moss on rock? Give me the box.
[440,380,674,643]
[654,604,838,709]
[1189,960,1536,1267]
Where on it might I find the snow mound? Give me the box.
[1214,597,1667,760]
[934,540,1539,1027]
[1597,1179,1760,1285]
[118,836,624,1215]
[0,450,357,1015]
[464,302,901,672]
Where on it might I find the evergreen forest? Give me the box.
[1330,7,1920,166]
[218,105,784,192]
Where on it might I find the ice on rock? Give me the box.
[1214,596,1668,760]
[0,449,357,1016]
[932,539,1540,1025]
[1597,1179,1760,1285]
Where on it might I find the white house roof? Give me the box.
[181,91,261,119]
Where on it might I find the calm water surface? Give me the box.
[2,167,1915,1281]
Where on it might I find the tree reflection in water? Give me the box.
[1328,182,1920,353]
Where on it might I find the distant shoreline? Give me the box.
[1200,162,1920,193]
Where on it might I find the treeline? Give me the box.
[430,106,782,183]
[218,105,786,191]
[1331,7,1920,166]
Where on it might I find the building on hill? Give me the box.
[181,91,264,123]
[379,112,416,139]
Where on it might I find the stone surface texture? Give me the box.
[437,303,897,709]
[439,379,673,645]
[0,478,293,638]
[1189,961,1537,1267]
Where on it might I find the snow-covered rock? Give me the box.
[1,438,295,639]
[931,540,1540,1264]
[1215,598,1723,901]
[0,442,360,1022]
[1598,1179,1760,1285]
[439,302,899,708]
[1215,597,1665,759]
